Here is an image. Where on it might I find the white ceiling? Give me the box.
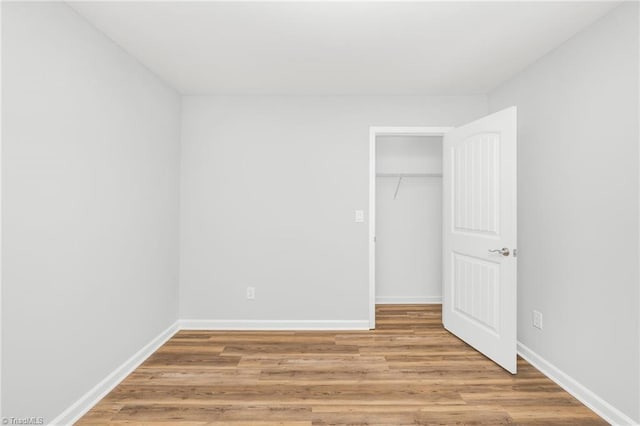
[68,1,620,95]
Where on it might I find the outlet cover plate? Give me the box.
[533,310,543,330]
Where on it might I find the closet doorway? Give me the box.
[369,108,518,373]
[368,127,451,329]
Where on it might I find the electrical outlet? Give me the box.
[533,310,543,330]
[246,286,255,300]
[355,210,364,223]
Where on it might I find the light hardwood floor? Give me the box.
[78,305,607,425]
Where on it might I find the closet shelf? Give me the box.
[376,172,442,178]
[377,173,443,200]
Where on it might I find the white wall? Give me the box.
[489,3,639,422]
[2,2,181,422]
[180,96,486,321]
[375,136,442,303]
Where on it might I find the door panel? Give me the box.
[452,252,500,334]
[453,133,499,235]
[443,107,517,373]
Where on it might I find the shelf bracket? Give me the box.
[393,176,403,200]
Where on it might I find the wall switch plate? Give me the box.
[533,310,543,330]
[246,287,255,300]
[355,210,364,223]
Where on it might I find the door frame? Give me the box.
[368,126,453,329]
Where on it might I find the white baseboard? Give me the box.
[180,319,370,330]
[50,321,180,426]
[517,342,638,426]
[376,296,442,304]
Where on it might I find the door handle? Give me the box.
[489,247,510,256]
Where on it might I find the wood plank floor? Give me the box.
[78,305,607,425]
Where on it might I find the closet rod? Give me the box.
[376,172,442,178]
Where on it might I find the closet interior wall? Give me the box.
[375,136,443,304]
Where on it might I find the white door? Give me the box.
[442,106,517,373]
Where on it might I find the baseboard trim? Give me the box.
[50,321,180,426]
[180,319,370,330]
[376,296,442,304]
[517,342,638,426]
